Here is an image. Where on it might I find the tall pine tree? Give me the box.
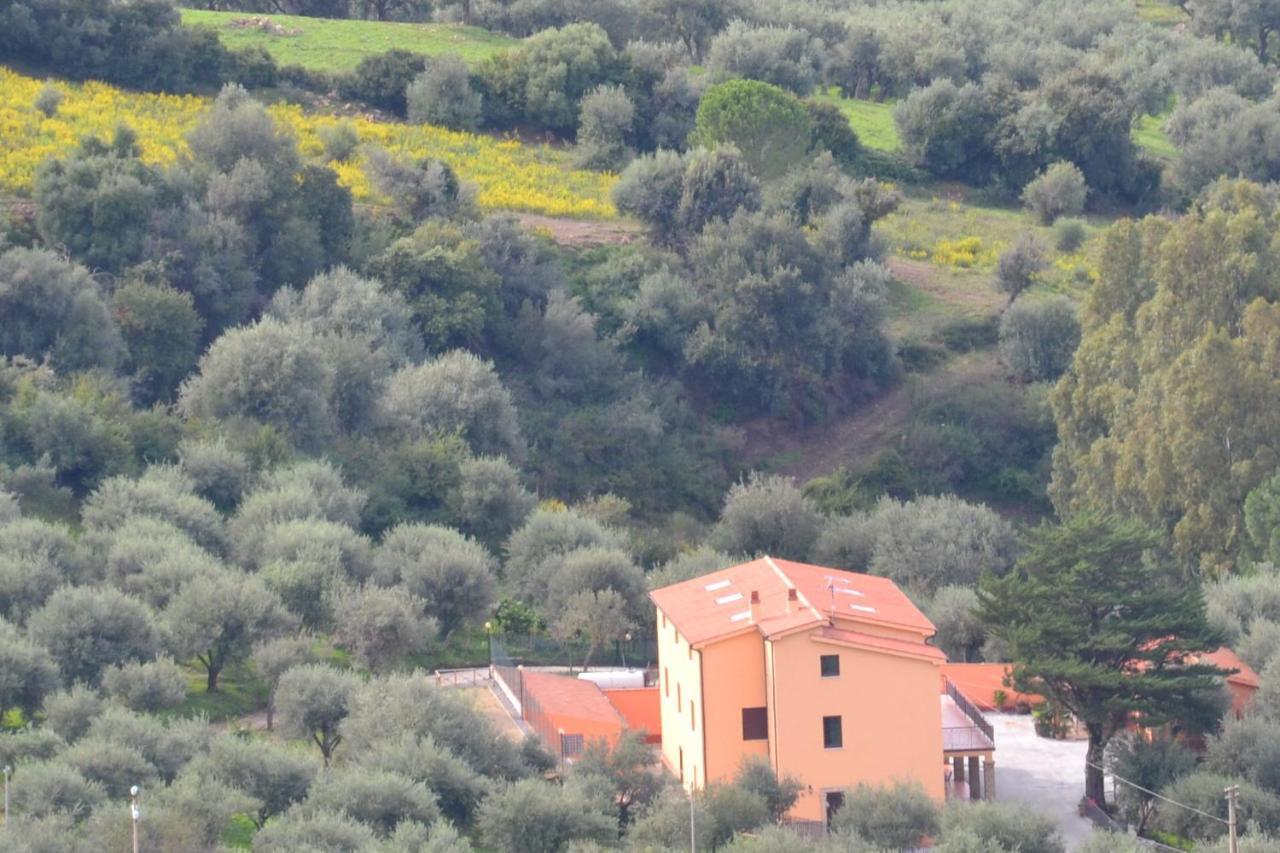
[980,514,1231,809]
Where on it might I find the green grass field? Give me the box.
[813,89,902,152]
[1133,112,1176,159]
[180,8,517,71]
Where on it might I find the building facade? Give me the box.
[650,557,950,823]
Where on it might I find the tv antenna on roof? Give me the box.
[826,578,836,620]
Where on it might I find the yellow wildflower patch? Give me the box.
[0,67,617,219]
[930,236,1000,269]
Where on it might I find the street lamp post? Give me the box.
[622,631,632,669]
[3,764,10,826]
[130,785,141,853]
[484,620,493,679]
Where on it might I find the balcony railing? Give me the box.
[943,725,994,752]
[945,678,994,742]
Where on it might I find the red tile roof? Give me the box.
[523,671,627,726]
[650,557,936,648]
[1200,647,1261,688]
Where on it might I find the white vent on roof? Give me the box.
[730,610,752,622]
[704,580,731,592]
[850,604,877,614]
[715,592,743,605]
[834,588,864,597]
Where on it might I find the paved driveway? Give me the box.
[988,712,1096,850]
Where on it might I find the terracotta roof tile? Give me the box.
[523,671,627,726]
[650,557,936,648]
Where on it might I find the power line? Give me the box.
[1086,760,1229,826]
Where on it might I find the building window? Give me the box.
[820,654,840,678]
[664,668,669,697]
[742,707,768,741]
[677,683,682,712]
[823,715,843,749]
[825,791,845,826]
[561,733,585,758]
[678,747,684,783]
[690,700,696,731]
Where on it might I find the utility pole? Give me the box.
[130,785,141,853]
[1226,784,1240,853]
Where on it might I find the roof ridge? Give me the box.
[763,555,825,625]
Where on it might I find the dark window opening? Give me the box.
[825,791,845,825]
[742,707,768,740]
[823,715,843,749]
[820,654,840,678]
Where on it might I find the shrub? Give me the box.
[940,801,1065,852]
[339,50,426,116]
[407,57,483,131]
[575,84,635,170]
[692,80,812,180]
[225,46,278,89]
[478,779,616,853]
[998,295,1081,382]
[1022,161,1088,225]
[317,123,360,162]
[996,233,1047,304]
[1152,772,1280,840]
[34,82,63,117]
[831,782,940,849]
[1053,217,1089,252]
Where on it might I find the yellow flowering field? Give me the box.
[0,67,617,218]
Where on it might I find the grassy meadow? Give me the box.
[180,8,518,70]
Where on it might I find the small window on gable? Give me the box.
[742,707,768,740]
[820,654,840,678]
[823,715,843,749]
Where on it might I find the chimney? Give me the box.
[787,588,798,613]
[749,590,761,623]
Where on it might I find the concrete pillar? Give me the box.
[952,756,965,783]
[983,758,995,801]
[968,756,981,801]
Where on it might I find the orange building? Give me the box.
[651,557,966,823]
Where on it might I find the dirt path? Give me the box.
[515,213,642,247]
[739,351,1003,482]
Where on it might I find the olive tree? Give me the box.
[378,352,525,461]
[333,584,435,672]
[407,56,482,130]
[456,457,536,548]
[479,779,616,853]
[372,524,497,637]
[1022,161,1088,225]
[575,84,635,170]
[301,767,441,837]
[192,737,318,829]
[998,295,1082,382]
[865,495,1019,595]
[274,664,361,765]
[711,474,822,561]
[0,617,59,720]
[164,570,294,692]
[28,586,158,686]
[0,247,123,373]
[100,658,187,712]
[251,634,319,731]
[996,232,1048,305]
[177,318,337,451]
